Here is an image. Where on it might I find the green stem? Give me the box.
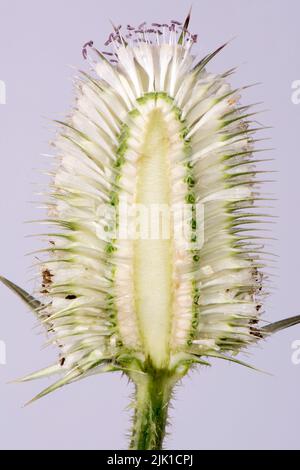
[129,369,174,450]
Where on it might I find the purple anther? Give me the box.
[127,25,135,30]
[191,34,198,43]
[83,40,94,48]
[82,40,94,59]
[112,24,122,33]
[111,33,118,42]
[104,32,114,46]
[171,20,182,25]
[152,23,162,27]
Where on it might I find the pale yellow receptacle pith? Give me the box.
[133,108,174,368]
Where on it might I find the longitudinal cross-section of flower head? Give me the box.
[2,13,300,450]
[37,20,266,383]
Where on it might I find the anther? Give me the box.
[82,40,94,60]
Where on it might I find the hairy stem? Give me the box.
[129,369,174,450]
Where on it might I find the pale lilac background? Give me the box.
[0,0,300,450]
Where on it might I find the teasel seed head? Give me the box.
[2,12,300,450]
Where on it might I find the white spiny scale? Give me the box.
[3,13,300,450]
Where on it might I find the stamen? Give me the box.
[98,18,198,62]
[82,40,94,60]
[104,33,114,46]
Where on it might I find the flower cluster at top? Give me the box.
[82,17,198,64]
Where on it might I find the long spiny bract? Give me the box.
[2,15,300,450]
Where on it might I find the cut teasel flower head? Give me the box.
[2,12,300,450]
